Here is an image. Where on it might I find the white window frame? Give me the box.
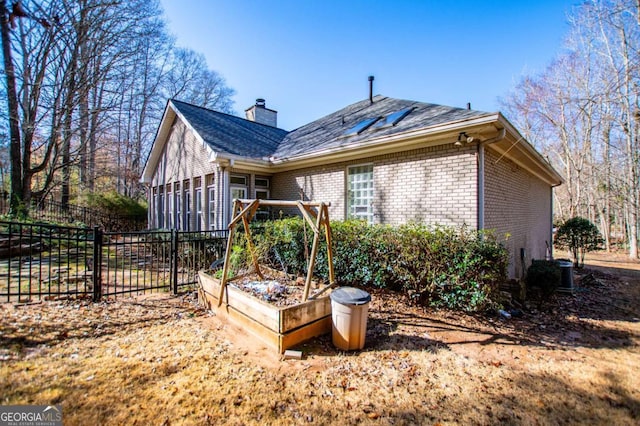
[346,164,374,224]
[231,187,247,201]
[230,174,248,202]
[208,185,216,230]
[176,191,182,230]
[153,191,158,228]
[195,187,203,231]
[168,191,174,229]
[158,190,165,229]
[184,189,191,231]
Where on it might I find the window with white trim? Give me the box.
[347,165,374,224]
[208,186,215,230]
[158,190,165,229]
[195,188,203,231]
[176,191,182,230]
[230,174,248,202]
[168,191,174,229]
[184,187,191,231]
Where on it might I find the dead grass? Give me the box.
[0,252,639,425]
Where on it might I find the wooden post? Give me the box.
[322,204,335,286]
[215,199,335,306]
[302,203,325,301]
[218,200,240,306]
[241,200,263,279]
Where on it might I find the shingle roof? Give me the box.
[171,99,288,159]
[171,96,491,160]
[272,95,491,159]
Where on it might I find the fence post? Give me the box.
[172,229,179,295]
[92,226,103,302]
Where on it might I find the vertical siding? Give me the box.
[148,118,217,229]
[151,119,215,186]
[484,147,552,279]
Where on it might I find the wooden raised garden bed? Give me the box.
[198,270,332,353]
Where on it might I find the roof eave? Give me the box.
[212,153,274,174]
[268,113,501,171]
[140,100,210,183]
[494,114,564,186]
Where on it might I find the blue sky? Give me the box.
[159,0,577,130]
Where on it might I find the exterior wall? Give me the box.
[272,144,477,227]
[151,118,214,186]
[484,147,552,279]
[148,118,218,230]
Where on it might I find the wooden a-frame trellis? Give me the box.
[217,199,336,307]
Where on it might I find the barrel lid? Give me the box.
[556,260,573,267]
[330,287,371,305]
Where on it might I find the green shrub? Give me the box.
[554,217,603,268]
[86,191,147,219]
[252,218,508,312]
[525,259,561,302]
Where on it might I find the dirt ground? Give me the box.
[0,251,638,425]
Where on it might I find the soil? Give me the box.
[229,267,313,307]
[0,251,638,425]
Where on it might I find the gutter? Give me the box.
[477,128,506,231]
[269,113,501,166]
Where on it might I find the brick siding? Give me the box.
[272,144,477,227]
[484,146,552,278]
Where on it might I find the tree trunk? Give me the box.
[0,0,25,216]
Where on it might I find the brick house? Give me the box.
[141,95,563,278]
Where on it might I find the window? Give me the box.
[195,188,203,231]
[255,177,269,188]
[158,192,165,229]
[168,191,174,229]
[176,192,182,230]
[255,176,270,200]
[230,175,247,186]
[184,189,191,231]
[153,192,158,228]
[343,117,380,136]
[208,186,216,230]
[255,177,270,220]
[231,187,246,201]
[372,107,414,129]
[231,174,248,202]
[347,165,374,224]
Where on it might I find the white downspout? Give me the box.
[477,128,506,231]
[222,166,230,228]
[478,144,485,231]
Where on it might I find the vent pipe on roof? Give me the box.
[368,76,374,104]
[467,102,471,110]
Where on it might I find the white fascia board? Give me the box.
[141,100,217,183]
[140,102,175,183]
[495,114,564,185]
[211,153,273,174]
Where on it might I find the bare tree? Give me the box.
[502,0,639,259]
[1,0,236,215]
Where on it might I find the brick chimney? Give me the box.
[245,98,277,127]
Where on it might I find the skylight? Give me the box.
[372,107,415,129]
[343,117,380,136]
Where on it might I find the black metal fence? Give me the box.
[32,199,147,231]
[0,221,227,302]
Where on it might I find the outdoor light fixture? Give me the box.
[454,132,475,146]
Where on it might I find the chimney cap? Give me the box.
[255,98,266,107]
